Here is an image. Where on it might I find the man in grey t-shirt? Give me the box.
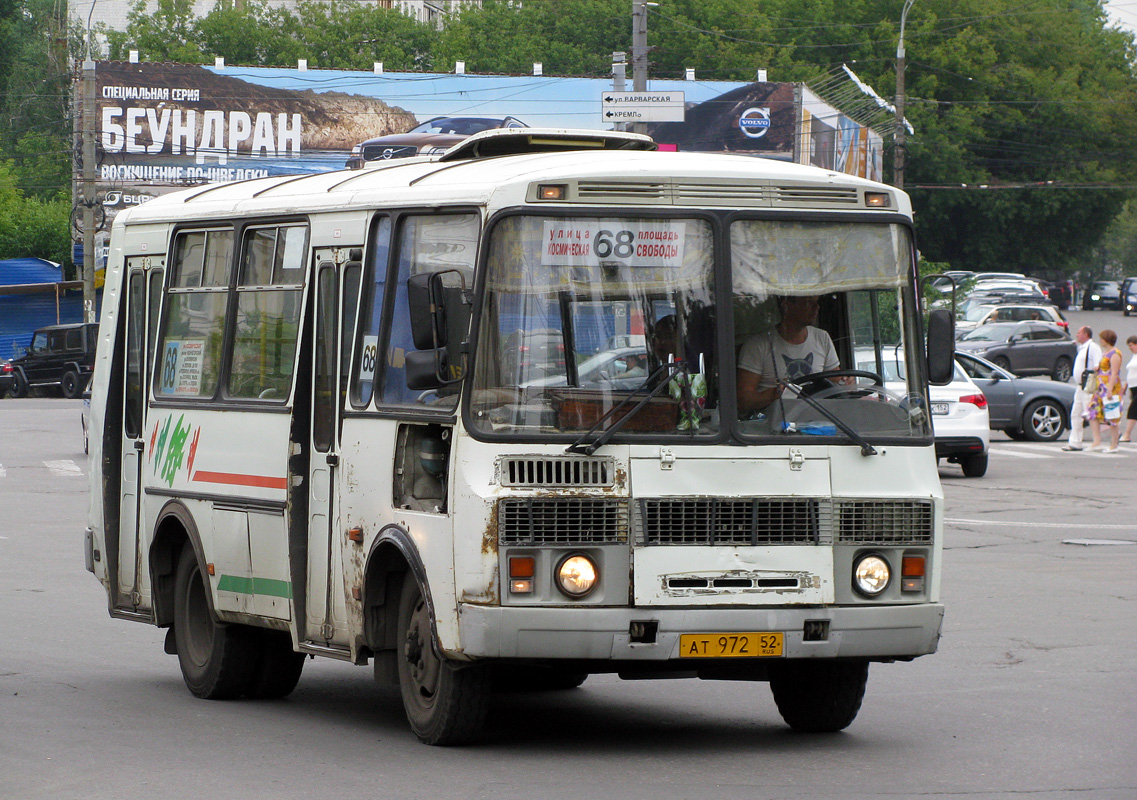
[737,295,841,417]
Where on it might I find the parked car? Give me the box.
[522,346,650,391]
[501,328,566,384]
[957,302,1067,336]
[0,358,14,397]
[1038,278,1073,310]
[969,279,1047,301]
[857,350,990,477]
[1120,277,1137,316]
[955,321,1076,381]
[7,322,98,398]
[1083,280,1121,310]
[345,116,528,168]
[955,351,1075,442]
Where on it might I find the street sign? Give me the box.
[601,91,685,122]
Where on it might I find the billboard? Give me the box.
[84,62,885,236]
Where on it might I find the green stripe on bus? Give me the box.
[216,575,292,599]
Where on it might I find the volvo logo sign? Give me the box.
[738,107,772,139]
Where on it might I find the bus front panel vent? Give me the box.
[771,186,860,207]
[498,498,629,545]
[499,456,615,488]
[835,499,934,546]
[576,181,668,203]
[635,498,823,546]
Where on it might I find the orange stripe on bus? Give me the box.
[192,470,288,490]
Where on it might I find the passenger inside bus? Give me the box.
[736,294,847,417]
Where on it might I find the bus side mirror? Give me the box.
[926,308,955,386]
[405,348,450,391]
[408,272,448,350]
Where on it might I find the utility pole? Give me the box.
[81,58,98,324]
[612,51,627,131]
[631,0,650,135]
[894,0,915,190]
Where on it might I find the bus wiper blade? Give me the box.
[566,363,682,456]
[782,380,878,457]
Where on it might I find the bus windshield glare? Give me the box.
[469,214,930,442]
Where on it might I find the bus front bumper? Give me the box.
[456,602,944,661]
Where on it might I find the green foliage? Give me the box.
[0,159,72,264]
[106,0,208,62]
[6,0,1137,282]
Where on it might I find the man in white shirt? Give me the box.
[1062,325,1101,451]
[737,295,842,417]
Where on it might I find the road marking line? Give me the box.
[1008,442,1071,453]
[988,448,1049,458]
[44,460,82,476]
[947,517,1137,531]
[0,464,5,478]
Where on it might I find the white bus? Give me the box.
[86,128,955,745]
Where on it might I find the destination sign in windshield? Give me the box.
[541,220,687,268]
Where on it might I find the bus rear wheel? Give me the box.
[396,575,490,745]
[173,546,257,699]
[769,660,869,732]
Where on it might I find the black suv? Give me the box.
[8,322,97,398]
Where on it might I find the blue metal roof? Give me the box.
[0,258,98,361]
[0,257,63,287]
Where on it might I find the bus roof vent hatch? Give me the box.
[439,128,656,162]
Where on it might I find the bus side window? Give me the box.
[379,213,477,408]
[353,216,392,408]
[228,224,306,401]
[156,229,232,398]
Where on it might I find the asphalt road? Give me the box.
[1,392,1135,800]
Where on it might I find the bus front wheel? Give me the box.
[173,546,257,699]
[769,659,868,732]
[396,575,490,745]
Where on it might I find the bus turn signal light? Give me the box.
[509,556,535,594]
[902,555,926,593]
[537,184,566,200]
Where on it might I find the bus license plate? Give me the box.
[679,632,783,658]
[931,402,949,415]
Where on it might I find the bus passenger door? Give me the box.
[305,260,348,645]
[117,260,163,611]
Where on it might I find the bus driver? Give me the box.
[736,294,844,417]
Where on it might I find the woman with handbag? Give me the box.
[1086,329,1124,452]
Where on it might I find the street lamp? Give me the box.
[894,0,915,190]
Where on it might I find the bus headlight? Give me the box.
[555,554,599,598]
[853,554,891,597]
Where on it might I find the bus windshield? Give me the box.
[468,214,929,443]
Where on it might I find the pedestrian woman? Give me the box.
[1086,329,1124,452]
[1121,335,1137,443]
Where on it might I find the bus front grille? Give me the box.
[633,498,934,547]
[498,498,629,545]
[835,500,934,545]
[636,499,823,546]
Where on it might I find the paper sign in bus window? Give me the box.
[160,339,206,395]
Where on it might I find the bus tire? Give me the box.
[769,659,868,733]
[173,546,257,700]
[246,630,306,700]
[396,575,490,745]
